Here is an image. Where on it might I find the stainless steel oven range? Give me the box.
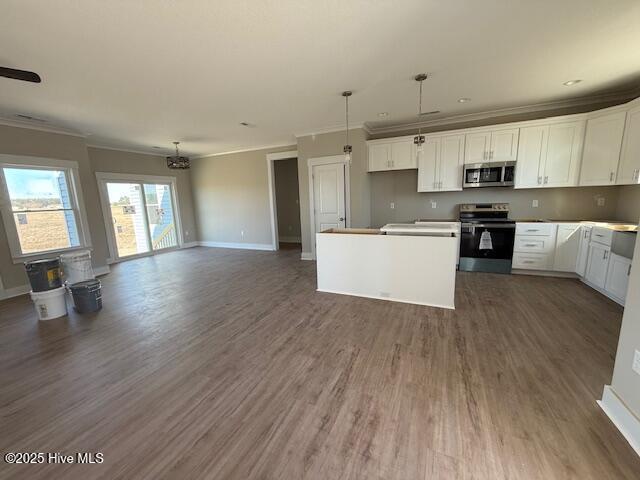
[458,203,515,274]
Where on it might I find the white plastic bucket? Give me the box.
[30,286,68,320]
[60,250,94,285]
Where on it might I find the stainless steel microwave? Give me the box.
[463,161,516,188]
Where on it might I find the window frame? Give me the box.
[0,155,93,263]
[95,172,183,263]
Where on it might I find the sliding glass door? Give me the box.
[101,178,179,260]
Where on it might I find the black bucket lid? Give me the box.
[70,279,101,291]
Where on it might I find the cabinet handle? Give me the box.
[522,260,535,264]
[544,176,548,184]
[603,250,608,260]
[537,176,542,185]
[609,171,615,181]
[490,150,494,159]
[629,265,632,276]
[525,244,537,247]
[526,229,539,232]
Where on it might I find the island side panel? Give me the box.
[316,233,457,309]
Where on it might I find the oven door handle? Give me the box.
[461,223,515,229]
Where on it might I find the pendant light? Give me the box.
[413,74,428,157]
[342,91,353,164]
[166,141,190,169]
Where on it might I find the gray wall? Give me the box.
[87,147,198,250]
[0,125,106,289]
[190,145,296,246]
[273,158,301,241]
[297,128,370,254]
[615,185,640,223]
[370,169,624,226]
[0,124,200,291]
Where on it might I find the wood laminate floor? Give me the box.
[0,247,638,479]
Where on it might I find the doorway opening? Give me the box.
[273,158,301,251]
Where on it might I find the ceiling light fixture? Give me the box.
[342,91,353,164]
[563,79,582,86]
[166,141,190,169]
[458,98,471,103]
[413,73,428,156]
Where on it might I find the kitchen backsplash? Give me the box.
[370,169,639,227]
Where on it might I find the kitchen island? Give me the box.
[316,224,459,309]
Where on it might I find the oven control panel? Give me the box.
[459,203,509,212]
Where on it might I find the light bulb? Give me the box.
[416,143,424,153]
[344,151,352,163]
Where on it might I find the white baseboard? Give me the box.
[199,241,275,251]
[0,283,31,301]
[181,241,199,249]
[598,385,640,457]
[511,269,578,279]
[279,236,301,243]
[301,252,314,261]
[94,265,110,276]
[317,288,455,309]
[0,265,110,302]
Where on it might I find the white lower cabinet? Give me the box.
[513,223,557,271]
[553,224,581,272]
[575,226,592,276]
[605,253,632,303]
[585,242,610,289]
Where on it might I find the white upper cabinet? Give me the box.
[617,104,640,185]
[516,121,585,189]
[368,143,390,172]
[417,139,439,192]
[390,141,415,170]
[490,128,520,162]
[579,111,627,186]
[544,121,585,187]
[464,132,491,164]
[367,139,415,172]
[438,135,465,191]
[417,134,465,192]
[515,125,546,188]
[418,135,465,192]
[464,128,519,164]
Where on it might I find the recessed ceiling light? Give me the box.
[377,112,389,118]
[458,98,471,103]
[563,79,582,86]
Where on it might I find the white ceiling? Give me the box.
[1,0,640,156]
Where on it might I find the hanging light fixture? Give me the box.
[413,73,428,157]
[166,141,190,169]
[342,91,353,164]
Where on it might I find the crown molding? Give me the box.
[365,89,640,135]
[86,143,166,157]
[0,116,85,137]
[293,122,369,138]
[194,142,297,159]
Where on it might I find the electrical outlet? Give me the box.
[390,202,395,210]
[241,230,245,238]
[431,200,437,209]
[532,199,539,208]
[633,350,640,376]
[597,197,606,207]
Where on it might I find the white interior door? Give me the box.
[313,163,346,234]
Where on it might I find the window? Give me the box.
[0,157,90,259]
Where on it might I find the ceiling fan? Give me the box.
[0,66,41,83]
